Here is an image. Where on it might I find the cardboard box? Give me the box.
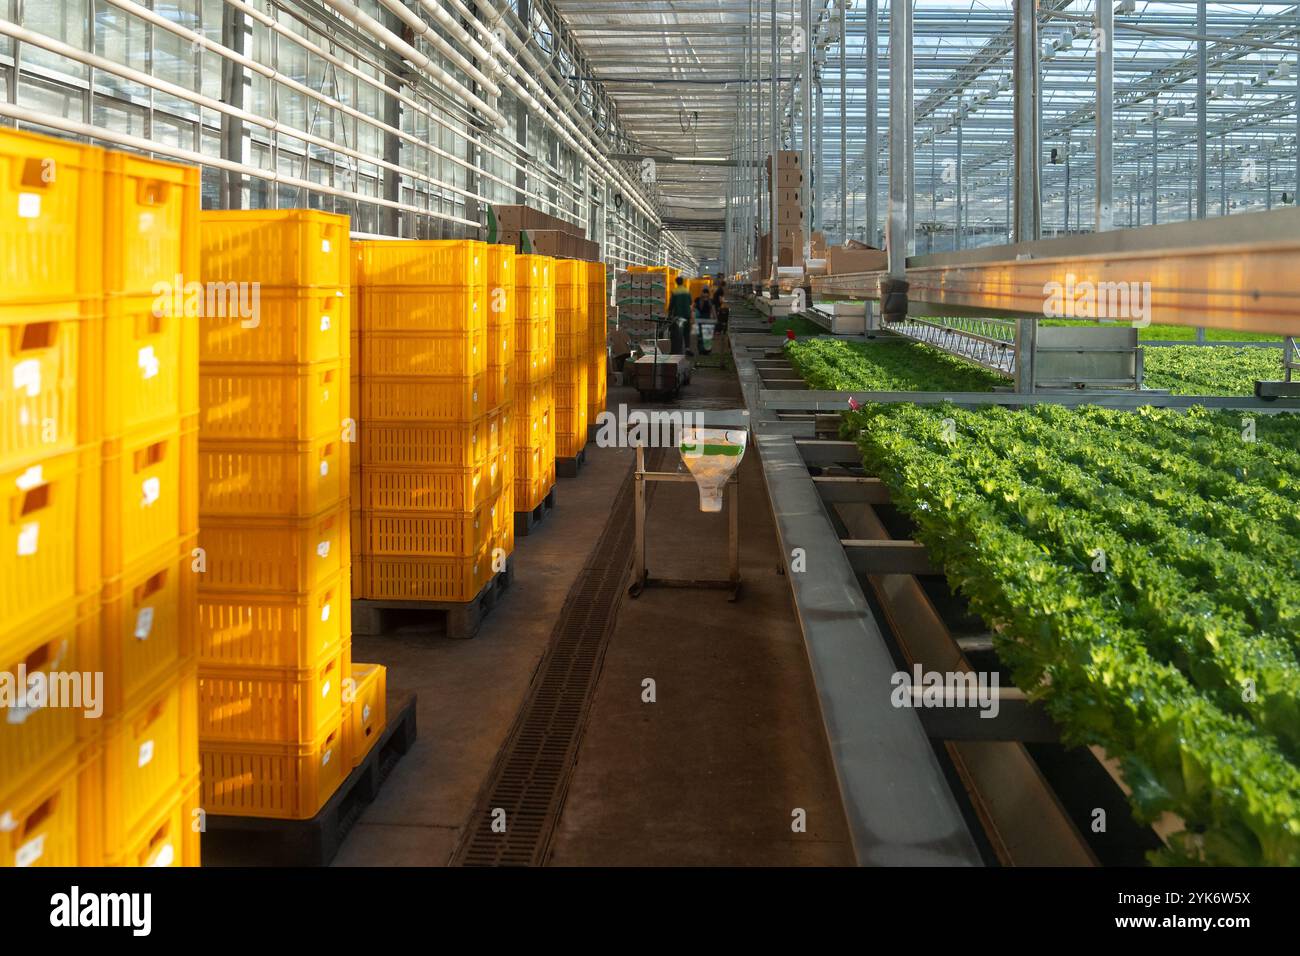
[491,204,586,241]
[827,246,888,274]
[764,151,802,174]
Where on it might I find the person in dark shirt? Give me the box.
[667,275,693,355]
[694,286,714,354]
[712,282,728,334]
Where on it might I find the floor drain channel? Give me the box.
[451,450,666,866]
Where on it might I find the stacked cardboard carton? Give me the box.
[765,151,806,267]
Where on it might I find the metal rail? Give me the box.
[763,388,1300,413]
[731,328,984,867]
[812,210,1300,336]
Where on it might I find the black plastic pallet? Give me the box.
[513,487,556,537]
[201,690,418,868]
[556,446,587,478]
[351,556,515,640]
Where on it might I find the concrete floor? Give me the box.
[334,349,854,866]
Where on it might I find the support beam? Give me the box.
[886,0,911,278]
[1094,0,1112,232]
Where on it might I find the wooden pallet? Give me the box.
[201,690,418,867]
[514,486,556,537]
[351,557,515,640]
[556,445,587,478]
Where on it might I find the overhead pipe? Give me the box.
[0,102,479,226]
[371,0,501,99]
[320,0,506,127]
[475,1,665,228]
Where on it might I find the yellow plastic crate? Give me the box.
[0,447,98,629]
[488,312,513,366]
[513,313,553,356]
[362,503,494,558]
[515,403,553,453]
[346,663,387,768]
[514,349,552,385]
[101,294,194,439]
[555,407,588,459]
[0,128,104,306]
[100,664,199,859]
[197,506,347,593]
[556,306,588,338]
[0,309,88,470]
[104,775,200,867]
[556,331,586,362]
[0,601,94,800]
[104,151,199,298]
[361,464,490,514]
[197,570,346,671]
[0,748,84,867]
[102,534,196,719]
[554,364,589,411]
[354,238,486,288]
[198,360,342,442]
[197,433,345,517]
[362,374,486,423]
[486,361,510,411]
[199,286,347,365]
[199,209,349,287]
[359,286,486,335]
[361,330,486,378]
[103,422,186,577]
[360,419,486,469]
[201,713,346,819]
[198,647,345,745]
[358,548,492,603]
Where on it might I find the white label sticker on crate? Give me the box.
[321,747,332,767]
[139,212,155,232]
[319,460,329,477]
[16,465,43,491]
[320,314,330,332]
[16,522,39,557]
[362,703,371,723]
[138,739,155,768]
[17,192,41,219]
[316,540,330,559]
[320,602,331,623]
[321,680,331,699]
[141,476,161,507]
[138,345,160,380]
[12,359,41,397]
[15,833,45,868]
[134,606,155,640]
[148,842,176,867]
[0,811,15,832]
[321,239,331,254]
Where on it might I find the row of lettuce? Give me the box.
[788,337,1300,866]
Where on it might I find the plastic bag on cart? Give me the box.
[679,427,746,512]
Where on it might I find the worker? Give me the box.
[694,284,714,355]
[713,281,728,335]
[667,275,693,355]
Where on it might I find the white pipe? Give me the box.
[371,0,501,98]
[0,19,491,209]
[479,0,663,227]
[222,0,587,219]
[416,0,507,80]
[319,0,506,127]
[0,102,479,227]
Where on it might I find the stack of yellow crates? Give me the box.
[1,128,202,868]
[585,262,608,432]
[487,245,515,561]
[196,209,362,820]
[512,254,556,519]
[354,239,502,603]
[553,259,589,463]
